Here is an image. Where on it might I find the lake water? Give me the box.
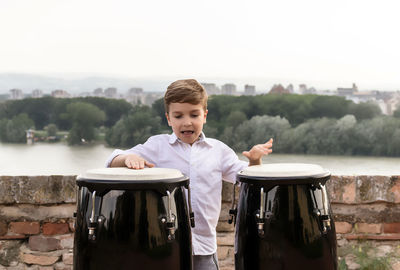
[1,142,399,176]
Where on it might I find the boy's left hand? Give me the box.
[242,138,273,166]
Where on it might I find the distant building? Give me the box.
[221,83,237,95]
[382,93,400,115]
[126,87,145,105]
[244,84,256,95]
[337,83,358,96]
[128,87,143,95]
[316,90,337,96]
[201,83,220,95]
[305,87,317,94]
[351,91,377,104]
[93,88,104,97]
[51,90,70,98]
[9,88,24,100]
[104,87,118,98]
[286,84,294,93]
[299,84,308,94]
[31,89,43,98]
[269,84,290,94]
[79,92,93,97]
[299,84,317,94]
[143,93,164,106]
[26,129,35,145]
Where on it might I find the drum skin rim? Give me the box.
[237,172,331,185]
[76,175,189,193]
[76,175,189,185]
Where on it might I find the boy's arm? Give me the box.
[242,138,273,166]
[110,153,155,169]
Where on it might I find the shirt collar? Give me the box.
[168,132,213,147]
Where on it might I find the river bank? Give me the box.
[1,142,400,176]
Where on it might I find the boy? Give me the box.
[106,79,273,270]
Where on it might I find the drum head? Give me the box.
[76,167,188,192]
[79,167,184,181]
[237,163,330,184]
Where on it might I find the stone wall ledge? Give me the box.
[0,176,76,205]
[327,175,400,204]
[1,174,400,205]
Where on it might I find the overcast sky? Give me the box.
[1,0,400,91]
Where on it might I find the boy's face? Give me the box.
[166,102,208,145]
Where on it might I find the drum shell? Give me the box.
[73,184,192,270]
[235,178,337,270]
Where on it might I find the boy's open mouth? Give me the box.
[181,131,194,135]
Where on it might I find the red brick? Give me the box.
[345,234,400,241]
[335,222,353,234]
[29,235,61,252]
[22,253,59,266]
[0,221,7,236]
[43,223,70,235]
[0,234,27,240]
[384,223,400,233]
[9,221,40,235]
[355,223,382,234]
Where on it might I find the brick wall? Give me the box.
[218,175,400,270]
[1,175,400,270]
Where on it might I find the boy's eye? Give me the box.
[191,115,199,118]
[174,115,182,119]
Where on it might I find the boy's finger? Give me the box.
[139,160,145,169]
[125,160,133,168]
[145,161,155,168]
[265,138,273,144]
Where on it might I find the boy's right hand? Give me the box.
[124,154,155,170]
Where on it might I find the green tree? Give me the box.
[310,96,351,119]
[226,110,247,129]
[45,123,58,137]
[232,115,291,152]
[76,97,133,128]
[64,102,105,145]
[152,98,169,127]
[393,106,400,118]
[0,113,35,143]
[106,106,162,148]
[349,101,381,120]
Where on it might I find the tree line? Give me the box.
[1,94,400,156]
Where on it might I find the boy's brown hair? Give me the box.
[164,79,208,113]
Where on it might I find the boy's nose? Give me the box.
[183,118,192,126]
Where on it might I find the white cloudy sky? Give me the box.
[1,0,400,90]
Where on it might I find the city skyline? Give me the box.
[1,0,400,91]
[1,72,399,95]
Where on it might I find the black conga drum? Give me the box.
[73,167,194,270]
[234,163,337,270]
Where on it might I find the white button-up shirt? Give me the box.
[105,133,248,255]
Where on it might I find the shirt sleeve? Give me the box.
[105,136,160,167]
[221,143,248,184]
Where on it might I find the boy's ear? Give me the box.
[165,113,172,126]
[204,109,208,123]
